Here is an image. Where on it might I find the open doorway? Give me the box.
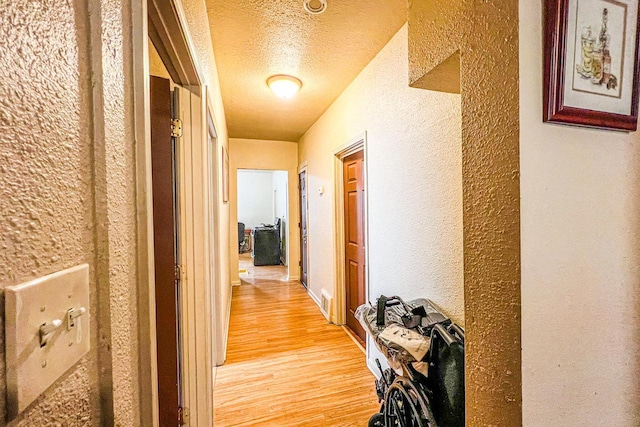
[142,5,219,423]
[298,168,309,289]
[237,169,289,282]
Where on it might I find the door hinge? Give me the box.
[171,118,183,138]
[178,406,189,425]
[175,264,182,282]
[299,260,302,267]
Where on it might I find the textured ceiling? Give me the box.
[207,0,406,142]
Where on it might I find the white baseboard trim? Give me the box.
[367,357,380,379]
[216,283,234,366]
[231,280,241,287]
[307,288,322,309]
[308,289,330,321]
[221,284,233,363]
[287,275,300,281]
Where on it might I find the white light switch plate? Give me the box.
[5,264,90,418]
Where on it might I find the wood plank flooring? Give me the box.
[238,252,288,282]
[213,256,380,426]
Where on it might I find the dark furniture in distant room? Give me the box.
[252,226,281,266]
[238,222,245,252]
[238,222,251,253]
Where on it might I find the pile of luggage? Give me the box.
[356,296,464,427]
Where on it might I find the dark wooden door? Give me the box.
[299,170,308,288]
[343,151,366,343]
[150,76,182,426]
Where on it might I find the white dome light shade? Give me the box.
[267,75,302,99]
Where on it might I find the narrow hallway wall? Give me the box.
[520,2,640,425]
[0,0,139,424]
[298,25,464,336]
[181,0,232,367]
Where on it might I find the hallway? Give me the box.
[213,257,379,426]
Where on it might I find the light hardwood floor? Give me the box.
[213,255,380,426]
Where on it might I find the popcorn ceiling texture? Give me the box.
[0,0,100,425]
[409,1,522,425]
[207,0,406,141]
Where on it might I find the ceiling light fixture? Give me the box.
[303,0,327,15]
[267,75,302,99]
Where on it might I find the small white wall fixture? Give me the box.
[5,264,90,419]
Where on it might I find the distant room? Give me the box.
[237,169,289,281]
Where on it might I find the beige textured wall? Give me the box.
[408,0,522,425]
[96,0,140,424]
[298,25,464,325]
[228,139,301,286]
[460,2,522,425]
[408,1,466,93]
[0,0,141,424]
[148,39,171,80]
[520,2,640,425]
[0,0,101,424]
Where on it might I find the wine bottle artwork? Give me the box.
[544,0,640,131]
[576,8,617,90]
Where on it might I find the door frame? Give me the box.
[298,163,309,288]
[206,100,225,369]
[132,1,217,425]
[332,132,370,330]
[235,168,292,275]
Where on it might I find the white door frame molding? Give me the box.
[206,95,229,367]
[297,163,309,289]
[332,132,370,329]
[132,1,217,425]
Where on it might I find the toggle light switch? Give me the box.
[5,264,90,419]
[66,307,86,344]
[66,307,86,330]
[38,319,62,347]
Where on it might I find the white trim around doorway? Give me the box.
[297,163,309,288]
[331,131,370,330]
[132,1,218,425]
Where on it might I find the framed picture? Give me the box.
[544,0,640,131]
[222,145,229,203]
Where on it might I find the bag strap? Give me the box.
[376,295,388,326]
